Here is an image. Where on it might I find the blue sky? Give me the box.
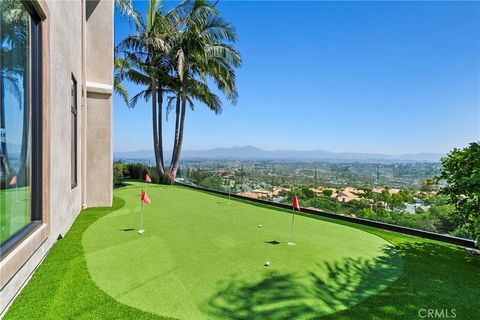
[113,1,480,154]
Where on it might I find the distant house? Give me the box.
[237,191,260,199]
[0,0,113,315]
[372,187,401,194]
[335,190,360,203]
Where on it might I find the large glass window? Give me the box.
[0,0,42,253]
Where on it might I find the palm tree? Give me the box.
[115,0,241,184]
[115,0,175,182]
[167,0,241,177]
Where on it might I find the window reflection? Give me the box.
[0,0,32,245]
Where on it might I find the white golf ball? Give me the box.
[258,224,263,228]
[264,261,270,266]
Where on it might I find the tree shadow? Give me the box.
[322,241,480,320]
[204,245,402,319]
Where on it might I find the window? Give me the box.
[0,0,42,255]
[71,76,77,188]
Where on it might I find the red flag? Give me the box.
[9,175,17,186]
[141,190,151,205]
[145,174,152,183]
[292,195,300,212]
[170,171,175,179]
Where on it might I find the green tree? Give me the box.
[439,142,480,245]
[322,189,333,197]
[390,193,407,211]
[201,176,222,190]
[356,208,376,219]
[115,0,241,184]
[113,163,128,186]
[421,178,437,193]
[115,0,174,183]
[168,0,241,175]
[398,189,415,203]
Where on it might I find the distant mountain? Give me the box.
[114,145,444,162]
[113,149,154,160]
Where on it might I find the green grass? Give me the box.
[4,182,479,319]
[0,187,30,243]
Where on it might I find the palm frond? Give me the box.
[115,0,144,30]
[1,73,23,109]
[114,80,129,106]
[165,95,178,121]
[128,89,151,109]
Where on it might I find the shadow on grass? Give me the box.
[205,241,480,320]
[322,241,480,320]
[205,246,402,320]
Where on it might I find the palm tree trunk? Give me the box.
[157,86,165,173]
[151,77,162,178]
[0,76,12,184]
[171,93,187,173]
[169,93,181,173]
[17,73,29,187]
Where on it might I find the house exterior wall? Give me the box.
[0,0,113,315]
[85,0,114,207]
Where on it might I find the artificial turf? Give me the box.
[82,182,401,319]
[3,182,480,319]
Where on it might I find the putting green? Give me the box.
[83,183,402,319]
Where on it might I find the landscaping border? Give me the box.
[176,182,476,248]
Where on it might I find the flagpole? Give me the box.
[141,201,144,230]
[288,202,296,246]
[139,190,145,234]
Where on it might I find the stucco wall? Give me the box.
[0,0,113,315]
[86,92,113,207]
[85,0,113,207]
[47,0,84,238]
[86,0,114,85]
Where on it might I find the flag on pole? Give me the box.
[170,171,175,180]
[141,191,151,205]
[292,195,301,212]
[9,175,17,186]
[288,195,300,246]
[145,174,152,183]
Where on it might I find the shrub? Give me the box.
[113,162,128,186]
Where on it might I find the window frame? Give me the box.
[70,75,78,189]
[0,1,43,258]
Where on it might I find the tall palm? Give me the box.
[167,0,241,176]
[116,0,241,184]
[115,0,174,181]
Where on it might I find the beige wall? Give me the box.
[86,91,113,207]
[0,0,113,315]
[47,0,84,238]
[86,0,114,85]
[85,0,113,207]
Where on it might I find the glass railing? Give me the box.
[113,159,474,241]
